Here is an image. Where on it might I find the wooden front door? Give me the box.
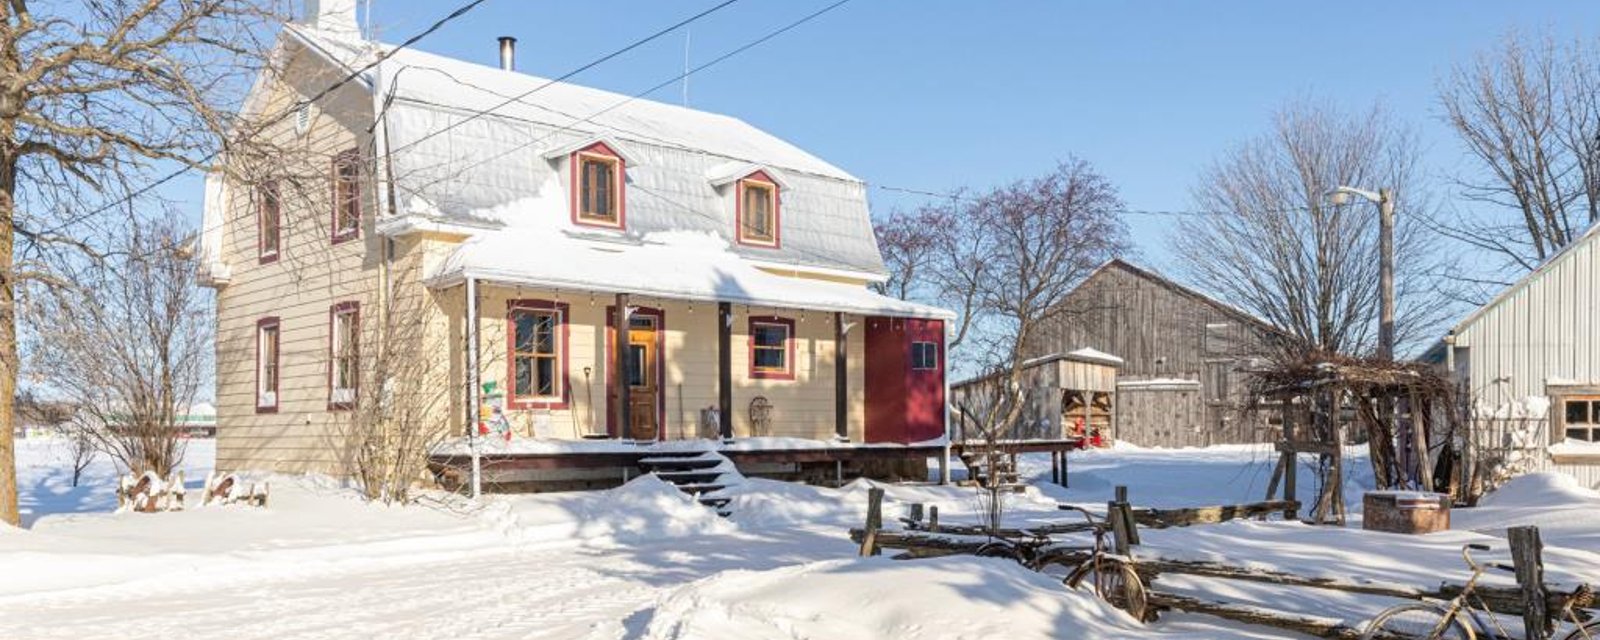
[625,315,659,440]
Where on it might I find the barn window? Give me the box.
[911,341,939,371]
[1565,398,1600,442]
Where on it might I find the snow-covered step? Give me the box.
[637,450,746,513]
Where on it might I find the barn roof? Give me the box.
[1449,220,1600,335]
[1077,258,1281,335]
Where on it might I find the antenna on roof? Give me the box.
[681,28,691,107]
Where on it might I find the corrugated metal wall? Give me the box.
[1456,227,1600,408]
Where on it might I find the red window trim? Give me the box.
[331,148,362,245]
[257,180,280,265]
[603,305,666,439]
[507,299,571,410]
[748,315,796,381]
[327,301,360,411]
[255,316,281,414]
[569,142,626,230]
[735,172,781,249]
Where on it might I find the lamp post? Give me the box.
[1327,186,1395,361]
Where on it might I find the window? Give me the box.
[256,318,280,413]
[332,148,361,243]
[509,301,568,407]
[1565,397,1600,442]
[572,145,624,228]
[329,302,359,409]
[911,341,939,371]
[258,181,280,263]
[737,177,779,247]
[733,174,781,247]
[749,317,795,380]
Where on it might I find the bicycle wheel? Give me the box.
[1560,619,1600,640]
[1065,556,1149,622]
[1361,603,1475,640]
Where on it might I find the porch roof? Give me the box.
[424,224,955,320]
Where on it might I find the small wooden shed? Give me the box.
[950,348,1121,444]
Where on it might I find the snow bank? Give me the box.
[489,474,735,547]
[1455,472,1600,556]
[634,556,1177,640]
[724,478,1065,531]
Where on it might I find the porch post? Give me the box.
[718,302,733,439]
[465,277,481,499]
[615,293,630,439]
[835,312,848,440]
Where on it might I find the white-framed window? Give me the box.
[911,341,939,371]
[329,302,359,409]
[256,317,280,412]
[1565,397,1600,442]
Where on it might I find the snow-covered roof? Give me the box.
[1065,347,1123,366]
[426,204,951,319]
[286,26,888,279]
[1451,220,1600,335]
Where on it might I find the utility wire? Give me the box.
[65,0,494,226]
[872,184,1315,218]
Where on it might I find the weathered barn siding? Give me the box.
[1028,260,1279,447]
[950,354,1117,442]
[1114,380,1205,447]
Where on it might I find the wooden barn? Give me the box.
[1025,259,1281,448]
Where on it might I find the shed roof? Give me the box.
[1450,220,1600,335]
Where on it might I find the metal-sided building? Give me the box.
[1440,222,1600,488]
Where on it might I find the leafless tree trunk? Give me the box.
[881,161,1129,531]
[23,218,210,478]
[1437,31,1600,284]
[336,242,453,504]
[0,1,278,524]
[1173,99,1454,357]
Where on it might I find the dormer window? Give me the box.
[736,173,780,248]
[571,143,625,229]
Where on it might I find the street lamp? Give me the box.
[1326,185,1395,361]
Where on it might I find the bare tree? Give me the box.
[0,1,278,524]
[1173,99,1454,357]
[334,241,454,504]
[872,205,951,301]
[1437,31,1600,281]
[23,218,211,479]
[882,162,1128,530]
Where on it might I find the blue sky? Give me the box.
[147,2,1600,274]
[354,1,1600,275]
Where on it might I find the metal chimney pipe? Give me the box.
[497,36,516,71]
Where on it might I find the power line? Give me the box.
[871,183,1315,218]
[64,0,494,227]
[381,0,745,160]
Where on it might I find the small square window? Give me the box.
[1566,398,1600,442]
[911,341,939,371]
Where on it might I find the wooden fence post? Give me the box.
[909,502,924,524]
[1510,526,1549,640]
[928,505,939,532]
[860,487,885,557]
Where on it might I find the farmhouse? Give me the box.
[1437,221,1600,488]
[1023,259,1280,448]
[195,5,953,489]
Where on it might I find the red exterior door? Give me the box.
[864,317,946,444]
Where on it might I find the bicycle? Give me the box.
[1036,505,1150,621]
[1361,543,1598,640]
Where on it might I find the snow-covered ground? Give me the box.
[4,438,1598,639]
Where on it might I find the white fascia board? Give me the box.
[744,258,889,284]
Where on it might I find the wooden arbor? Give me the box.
[1251,355,1461,525]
